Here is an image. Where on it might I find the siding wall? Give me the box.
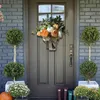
[0,0,24,91]
[79,0,100,83]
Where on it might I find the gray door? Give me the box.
[28,0,74,99]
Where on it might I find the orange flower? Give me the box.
[37,31,42,36]
[53,24,59,29]
[51,30,58,37]
[41,29,49,37]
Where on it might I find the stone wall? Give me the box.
[79,0,100,83]
[0,0,24,91]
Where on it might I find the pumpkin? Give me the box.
[0,92,13,100]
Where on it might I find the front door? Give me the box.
[28,0,74,99]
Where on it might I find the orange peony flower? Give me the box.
[53,24,59,29]
[51,29,58,37]
[41,29,49,37]
[37,31,42,36]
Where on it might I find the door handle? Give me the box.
[69,53,73,67]
[69,44,73,67]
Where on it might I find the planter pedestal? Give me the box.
[5,81,25,92]
[78,81,99,89]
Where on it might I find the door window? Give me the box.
[38,4,65,22]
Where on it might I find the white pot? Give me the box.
[5,81,25,92]
[78,81,99,89]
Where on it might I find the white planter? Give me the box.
[5,81,25,92]
[78,81,99,89]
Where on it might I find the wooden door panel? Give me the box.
[28,0,74,98]
[37,39,48,84]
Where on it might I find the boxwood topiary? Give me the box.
[81,26,100,46]
[4,62,24,81]
[6,28,23,46]
[80,60,97,81]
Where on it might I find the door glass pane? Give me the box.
[52,14,64,21]
[39,5,51,13]
[38,14,47,21]
[52,5,64,13]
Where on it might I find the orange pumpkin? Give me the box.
[0,92,13,100]
[51,30,58,37]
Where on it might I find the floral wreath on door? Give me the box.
[33,16,65,51]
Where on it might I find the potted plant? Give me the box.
[74,86,89,100]
[78,26,100,89]
[4,28,25,92]
[4,62,24,91]
[74,86,100,100]
[8,83,30,100]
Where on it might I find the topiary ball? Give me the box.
[4,62,24,81]
[80,60,97,80]
[6,28,23,46]
[81,26,100,46]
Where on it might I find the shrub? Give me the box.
[74,86,100,100]
[80,60,97,81]
[88,88,100,100]
[8,83,30,98]
[4,62,24,81]
[6,28,23,46]
[81,26,100,46]
[74,86,89,97]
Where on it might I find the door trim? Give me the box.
[23,0,79,87]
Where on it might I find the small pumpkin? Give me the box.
[0,92,13,100]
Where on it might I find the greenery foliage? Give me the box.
[80,60,97,80]
[88,88,100,100]
[6,28,23,46]
[4,62,24,81]
[8,83,30,98]
[74,86,100,100]
[81,26,100,46]
[36,16,65,33]
[74,86,89,97]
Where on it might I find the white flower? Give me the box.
[58,31,63,38]
[47,26,53,32]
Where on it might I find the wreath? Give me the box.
[36,16,65,50]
